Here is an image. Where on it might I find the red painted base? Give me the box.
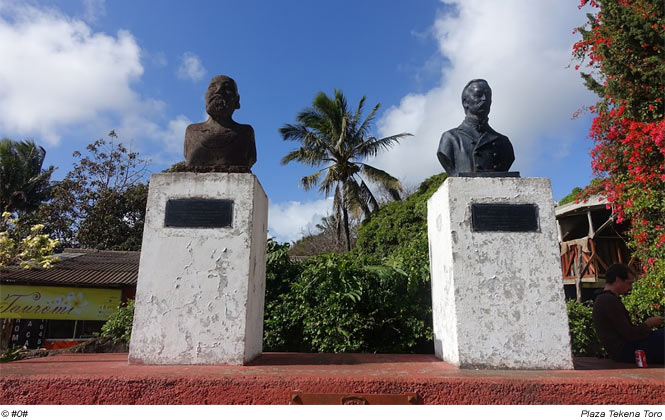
[1,353,663,405]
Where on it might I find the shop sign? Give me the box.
[0,285,121,320]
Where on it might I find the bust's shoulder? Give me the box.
[486,125,509,140]
[236,123,255,136]
[185,121,209,134]
[440,125,464,140]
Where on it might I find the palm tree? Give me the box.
[280,90,411,251]
[0,138,54,213]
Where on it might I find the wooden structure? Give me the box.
[555,196,637,298]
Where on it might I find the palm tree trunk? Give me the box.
[342,205,351,252]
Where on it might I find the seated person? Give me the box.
[592,263,664,364]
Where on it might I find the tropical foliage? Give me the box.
[289,214,356,255]
[574,0,665,318]
[264,252,432,353]
[0,138,54,214]
[558,187,584,206]
[566,299,603,356]
[263,173,448,354]
[280,90,411,250]
[99,300,135,344]
[37,131,149,250]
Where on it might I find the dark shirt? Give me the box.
[592,290,651,360]
[436,116,514,176]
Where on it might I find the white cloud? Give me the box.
[0,3,143,145]
[0,2,193,165]
[177,52,206,82]
[369,0,596,186]
[268,198,333,243]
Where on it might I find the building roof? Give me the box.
[555,195,608,218]
[0,249,139,288]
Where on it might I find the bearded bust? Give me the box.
[184,75,257,172]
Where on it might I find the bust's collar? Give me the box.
[463,115,489,131]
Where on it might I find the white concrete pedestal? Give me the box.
[427,177,573,369]
[129,172,267,365]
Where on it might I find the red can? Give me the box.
[635,350,647,368]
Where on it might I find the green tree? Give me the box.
[289,214,356,256]
[574,0,665,319]
[38,131,149,250]
[280,90,411,251]
[558,187,584,206]
[0,138,54,214]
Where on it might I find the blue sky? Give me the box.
[0,0,597,242]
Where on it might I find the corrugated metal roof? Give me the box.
[0,249,139,287]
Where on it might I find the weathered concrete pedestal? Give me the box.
[129,172,267,365]
[427,177,573,369]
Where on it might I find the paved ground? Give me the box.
[1,353,663,404]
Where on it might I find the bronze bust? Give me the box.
[437,79,514,177]
[184,75,257,172]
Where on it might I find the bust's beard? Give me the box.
[206,96,233,119]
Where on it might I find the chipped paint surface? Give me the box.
[129,173,268,365]
[428,177,574,369]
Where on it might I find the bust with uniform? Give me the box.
[437,79,515,177]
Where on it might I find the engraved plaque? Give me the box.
[164,199,233,228]
[471,203,538,232]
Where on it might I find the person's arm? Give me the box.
[601,295,652,341]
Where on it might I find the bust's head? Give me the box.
[205,75,240,120]
[462,79,492,119]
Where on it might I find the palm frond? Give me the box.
[0,138,53,212]
[359,163,403,192]
[300,170,325,191]
[354,132,413,158]
[359,180,379,214]
[343,179,371,219]
[350,95,367,129]
[318,170,338,196]
[279,123,310,142]
[280,146,329,166]
[355,102,380,139]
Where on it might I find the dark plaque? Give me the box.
[471,203,538,232]
[165,199,233,228]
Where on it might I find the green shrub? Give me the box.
[264,252,432,353]
[355,173,446,256]
[264,174,448,353]
[623,268,665,324]
[566,299,602,357]
[99,300,135,344]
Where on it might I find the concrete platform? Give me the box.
[1,353,663,404]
